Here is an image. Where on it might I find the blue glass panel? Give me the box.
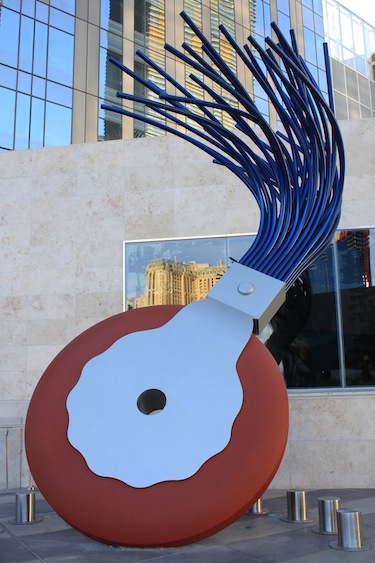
[313,0,323,17]
[0,87,16,149]
[0,9,20,68]
[46,81,72,107]
[18,71,32,94]
[30,96,44,148]
[50,7,75,34]
[304,27,317,65]
[35,0,48,23]
[302,6,314,31]
[47,28,74,86]
[277,11,290,39]
[2,0,21,9]
[45,102,72,146]
[34,21,48,77]
[314,13,324,37]
[19,15,34,73]
[0,65,17,89]
[22,0,35,17]
[277,0,290,16]
[15,93,31,149]
[50,0,75,15]
[254,0,264,36]
[32,76,46,98]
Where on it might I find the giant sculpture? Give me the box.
[25,13,344,547]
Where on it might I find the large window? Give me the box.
[124,228,375,390]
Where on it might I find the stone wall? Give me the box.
[0,118,374,489]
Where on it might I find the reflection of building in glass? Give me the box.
[336,229,372,288]
[132,257,226,308]
[2,0,373,151]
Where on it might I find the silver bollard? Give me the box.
[312,496,340,535]
[330,509,373,551]
[248,497,268,515]
[9,488,42,525]
[281,490,313,523]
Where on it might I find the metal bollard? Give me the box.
[9,488,42,525]
[312,496,340,535]
[281,490,313,523]
[248,497,268,515]
[330,509,373,551]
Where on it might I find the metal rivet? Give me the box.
[237,282,254,295]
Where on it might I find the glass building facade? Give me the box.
[0,0,373,151]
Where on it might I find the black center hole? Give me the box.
[137,389,167,415]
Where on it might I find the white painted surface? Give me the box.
[66,298,252,487]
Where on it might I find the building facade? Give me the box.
[0,0,374,151]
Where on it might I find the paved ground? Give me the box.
[1,488,375,562]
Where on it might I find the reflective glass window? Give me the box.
[101,0,123,30]
[35,0,48,23]
[337,230,375,387]
[360,105,372,118]
[47,28,74,86]
[302,6,314,31]
[50,8,75,34]
[46,81,72,107]
[19,15,34,73]
[0,9,20,68]
[304,27,317,65]
[313,0,323,16]
[45,102,72,146]
[0,65,17,89]
[314,14,324,39]
[33,21,48,77]
[15,92,31,149]
[277,0,289,16]
[331,58,346,94]
[30,96,44,148]
[18,71,32,94]
[277,11,290,38]
[2,0,21,9]
[22,0,35,17]
[50,0,75,15]
[32,76,46,98]
[0,87,16,149]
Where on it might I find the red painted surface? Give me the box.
[25,305,288,547]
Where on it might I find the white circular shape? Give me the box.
[66,299,250,488]
[237,281,255,295]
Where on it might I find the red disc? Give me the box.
[25,305,288,547]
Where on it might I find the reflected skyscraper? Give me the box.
[0,0,374,151]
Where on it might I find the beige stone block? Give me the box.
[226,207,260,234]
[0,176,33,203]
[26,344,64,372]
[124,212,175,240]
[123,188,174,217]
[75,266,123,293]
[0,272,29,296]
[28,269,76,295]
[289,394,375,442]
[0,346,27,372]
[0,296,29,320]
[31,144,79,177]
[31,172,79,199]
[0,371,38,401]
[174,185,227,214]
[27,294,75,320]
[0,148,33,179]
[0,320,28,346]
[173,208,226,238]
[269,441,292,490]
[76,240,123,269]
[289,439,375,488]
[26,319,77,346]
[29,243,76,270]
[75,291,122,318]
[0,200,30,225]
